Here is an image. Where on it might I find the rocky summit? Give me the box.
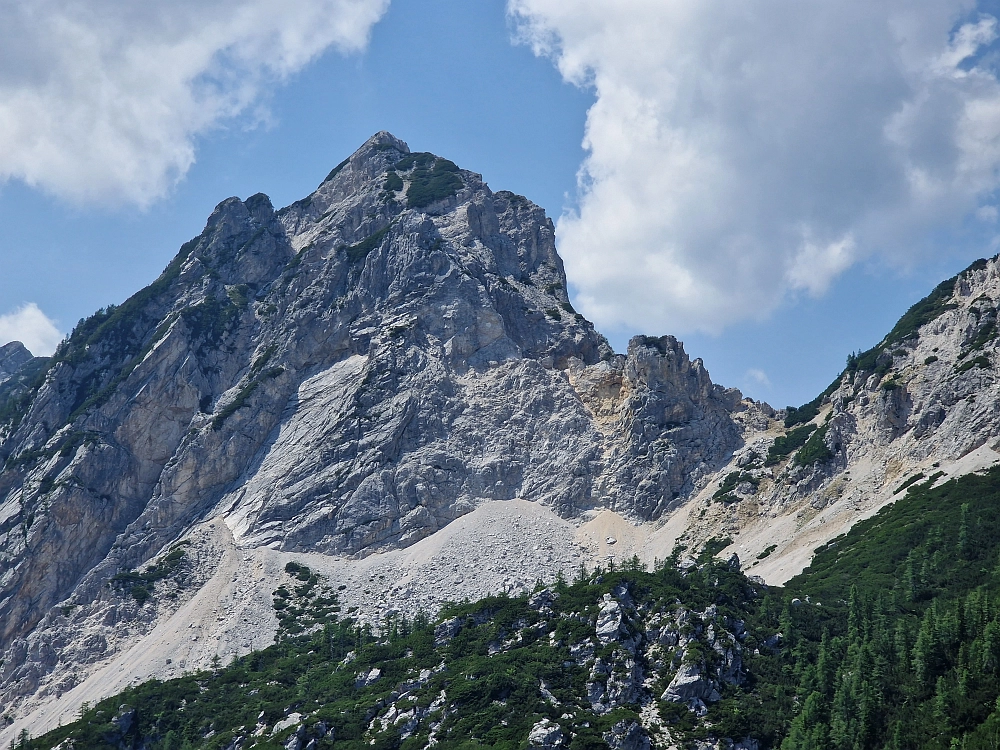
[6,133,1000,749]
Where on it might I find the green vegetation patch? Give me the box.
[756,545,777,560]
[958,318,998,361]
[788,257,994,427]
[110,544,189,604]
[893,472,926,494]
[383,171,403,193]
[765,423,817,466]
[226,284,250,309]
[211,367,284,431]
[3,429,99,473]
[322,157,350,184]
[28,550,780,750]
[274,563,341,639]
[397,153,464,208]
[793,424,834,466]
[25,237,202,426]
[879,271,965,350]
[956,355,992,373]
[28,469,1000,750]
[713,471,760,503]
[776,466,1000,749]
[181,297,242,354]
[784,380,838,428]
[343,224,393,264]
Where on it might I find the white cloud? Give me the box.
[0,304,62,356]
[0,0,390,206]
[509,0,1000,334]
[745,368,771,389]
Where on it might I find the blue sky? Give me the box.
[1,0,998,409]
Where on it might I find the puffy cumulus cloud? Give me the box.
[0,304,62,356]
[0,0,389,206]
[509,1,1000,334]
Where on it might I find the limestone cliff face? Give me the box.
[0,133,747,706]
[0,343,31,380]
[571,336,744,520]
[686,256,1000,581]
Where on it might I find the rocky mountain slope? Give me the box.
[679,257,1000,583]
[5,131,1000,746]
[29,457,1000,750]
[0,133,750,738]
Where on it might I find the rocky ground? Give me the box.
[2,499,676,744]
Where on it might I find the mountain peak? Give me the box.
[317,131,411,188]
[0,134,747,733]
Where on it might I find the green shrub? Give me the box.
[111,546,188,603]
[713,471,759,502]
[322,157,350,184]
[756,545,777,560]
[893,472,925,494]
[794,424,833,466]
[225,284,249,308]
[784,379,839,427]
[958,319,998,360]
[765,424,817,465]
[398,155,463,208]
[211,367,283,431]
[344,224,393,264]
[956,355,991,373]
[383,171,403,192]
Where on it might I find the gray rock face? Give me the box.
[683,254,1000,580]
[663,663,720,713]
[0,342,31,379]
[595,594,623,644]
[0,132,747,713]
[0,342,45,444]
[603,720,650,750]
[528,718,565,749]
[570,337,744,519]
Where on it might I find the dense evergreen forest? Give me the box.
[18,466,1000,750]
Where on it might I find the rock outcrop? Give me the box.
[0,342,31,380]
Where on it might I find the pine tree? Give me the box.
[983,619,1000,674]
[934,675,950,725]
[817,629,835,697]
[958,502,970,558]
[904,550,919,601]
[848,585,862,644]
[913,607,937,687]
[894,620,911,672]
[782,691,828,750]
